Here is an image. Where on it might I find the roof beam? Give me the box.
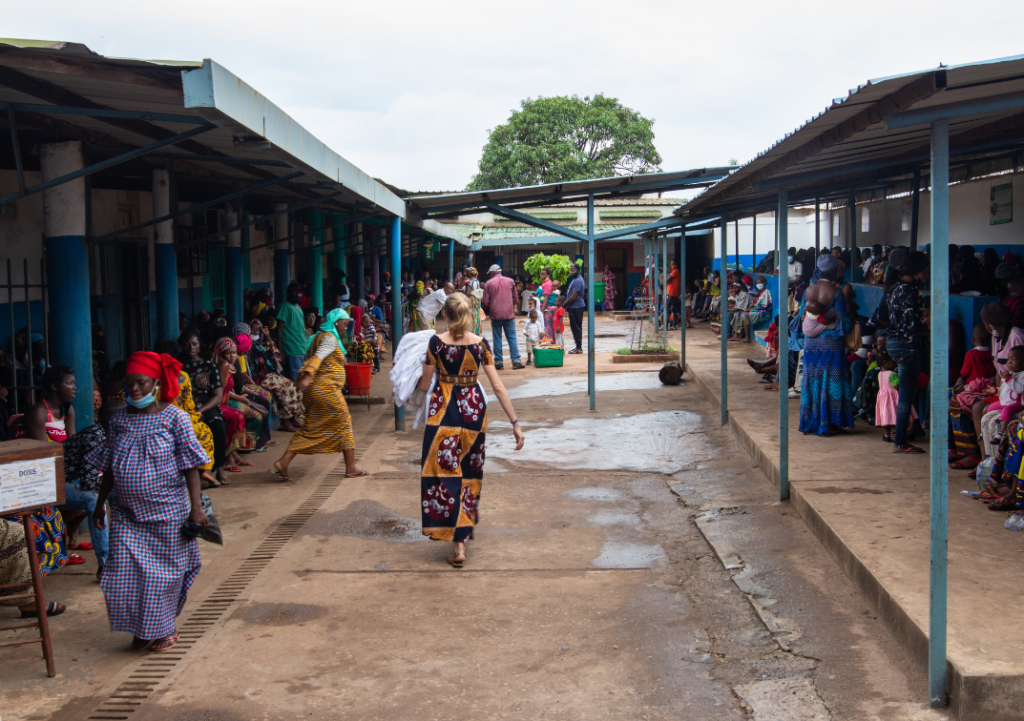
[0,48,185,95]
[592,216,683,241]
[886,90,1024,129]
[0,102,208,126]
[485,202,590,243]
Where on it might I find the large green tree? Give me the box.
[466,94,662,191]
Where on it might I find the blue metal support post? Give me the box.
[333,214,347,275]
[391,216,405,431]
[928,119,950,709]
[274,203,290,306]
[911,167,922,251]
[152,168,178,342]
[720,218,728,425]
[225,204,243,325]
[587,193,596,411]
[662,234,668,348]
[309,211,324,313]
[814,198,820,252]
[777,187,790,500]
[848,191,857,282]
[680,232,686,370]
[355,252,365,305]
[448,240,455,284]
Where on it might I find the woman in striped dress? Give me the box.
[271,308,366,481]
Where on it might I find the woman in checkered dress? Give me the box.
[90,351,210,653]
[417,293,525,568]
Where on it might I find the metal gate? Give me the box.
[2,257,49,414]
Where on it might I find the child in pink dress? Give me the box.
[876,353,917,443]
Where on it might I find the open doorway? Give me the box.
[602,248,627,309]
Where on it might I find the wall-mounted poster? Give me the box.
[990,182,1012,225]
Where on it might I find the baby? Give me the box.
[989,345,1024,443]
[523,309,544,365]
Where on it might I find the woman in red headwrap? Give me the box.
[88,351,210,653]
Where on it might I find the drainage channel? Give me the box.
[83,417,386,720]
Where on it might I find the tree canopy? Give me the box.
[466,94,662,191]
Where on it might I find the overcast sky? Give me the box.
[8,1,1024,195]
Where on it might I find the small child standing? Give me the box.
[988,345,1024,443]
[875,353,917,443]
[553,295,566,349]
[523,309,543,365]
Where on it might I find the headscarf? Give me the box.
[981,302,1013,328]
[234,333,253,354]
[213,337,237,363]
[125,351,182,401]
[231,322,251,337]
[349,305,364,336]
[888,247,908,272]
[309,307,351,349]
[815,253,839,275]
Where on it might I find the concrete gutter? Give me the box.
[180,59,469,246]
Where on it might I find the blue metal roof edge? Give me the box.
[181,59,469,246]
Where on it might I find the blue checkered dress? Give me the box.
[86,405,210,640]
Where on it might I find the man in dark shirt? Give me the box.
[884,251,929,454]
[565,261,587,354]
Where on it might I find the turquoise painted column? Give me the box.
[848,190,858,282]
[777,187,790,501]
[720,218,728,425]
[928,119,950,709]
[41,141,93,424]
[225,205,243,324]
[152,168,178,342]
[274,203,290,306]
[391,216,405,431]
[662,234,668,348]
[309,211,324,312]
[448,239,455,283]
[333,215,347,273]
[587,194,596,410]
[355,252,365,303]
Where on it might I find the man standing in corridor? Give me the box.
[277,282,308,380]
[566,260,586,354]
[481,264,522,370]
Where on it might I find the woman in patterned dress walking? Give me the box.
[272,308,366,481]
[90,351,210,652]
[418,293,525,568]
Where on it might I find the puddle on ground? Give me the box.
[231,602,328,626]
[302,499,428,543]
[489,411,703,474]
[591,541,666,568]
[806,486,893,495]
[563,487,626,503]
[491,372,667,401]
[587,510,641,527]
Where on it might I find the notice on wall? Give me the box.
[0,456,58,514]
[990,182,1013,225]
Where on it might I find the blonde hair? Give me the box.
[444,293,474,340]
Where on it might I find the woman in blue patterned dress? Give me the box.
[90,351,210,652]
[799,255,856,436]
[417,293,525,568]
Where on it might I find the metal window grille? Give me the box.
[3,257,49,415]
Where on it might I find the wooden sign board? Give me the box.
[0,440,65,518]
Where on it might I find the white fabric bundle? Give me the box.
[389,330,436,429]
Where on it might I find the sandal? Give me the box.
[66,553,86,565]
[950,457,979,470]
[20,601,66,618]
[893,445,926,454]
[446,552,466,568]
[69,541,93,551]
[236,460,255,467]
[151,633,179,652]
[271,467,291,482]
[345,469,370,478]
[223,465,243,473]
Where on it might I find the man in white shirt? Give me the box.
[786,247,802,286]
[416,282,453,330]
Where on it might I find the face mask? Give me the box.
[788,255,795,263]
[126,389,157,409]
[251,333,261,341]
[756,283,765,291]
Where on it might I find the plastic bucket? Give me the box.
[345,362,373,396]
[593,282,606,304]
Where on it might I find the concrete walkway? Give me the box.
[676,323,1024,721]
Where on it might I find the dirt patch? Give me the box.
[301,499,428,543]
[231,602,328,626]
[805,486,893,495]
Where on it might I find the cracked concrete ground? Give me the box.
[3,319,949,720]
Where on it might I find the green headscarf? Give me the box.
[308,307,351,349]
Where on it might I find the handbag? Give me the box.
[181,493,224,545]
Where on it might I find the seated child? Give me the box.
[954,324,995,410]
[988,345,1024,444]
[523,309,544,364]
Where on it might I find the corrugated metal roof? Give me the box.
[676,53,1024,219]
[0,40,467,244]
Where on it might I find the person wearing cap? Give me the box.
[481,264,522,369]
[89,351,211,653]
[272,308,366,481]
[798,253,856,434]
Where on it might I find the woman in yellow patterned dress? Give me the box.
[271,308,366,481]
[417,293,524,568]
[157,340,218,487]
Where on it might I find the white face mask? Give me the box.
[756,283,765,291]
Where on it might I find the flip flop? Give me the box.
[271,469,291,482]
[950,457,979,470]
[446,553,465,568]
[223,465,243,473]
[151,633,179,652]
[69,541,93,550]
[66,554,87,565]
[21,601,66,618]
[236,460,255,467]
[893,445,926,454]
[345,470,370,478]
